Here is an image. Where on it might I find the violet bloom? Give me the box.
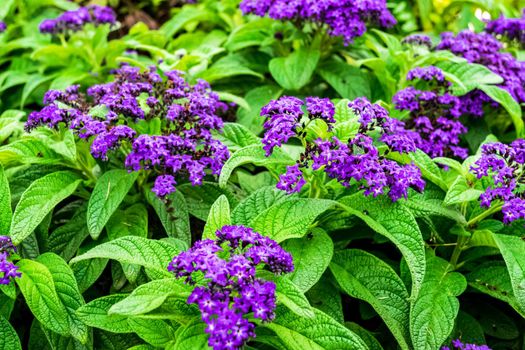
[0,236,20,285]
[168,225,294,350]
[27,64,230,198]
[437,30,525,114]
[393,66,468,159]
[486,11,525,46]
[402,34,433,48]
[441,339,491,350]
[39,5,116,35]
[471,140,525,224]
[0,21,6,33]
[239,0,396,45]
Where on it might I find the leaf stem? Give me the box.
[466,204,504,228]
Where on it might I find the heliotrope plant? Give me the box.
[261,96,425,200]
[26,64,230,197]
[0,236,19,285]
[169,225,294,350]
[39,5,117,35]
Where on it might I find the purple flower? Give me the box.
[277,164,306,194]
[393,66,468,159]
[471,140,525,224]
[27,64,230,198]
[0,236,20,285]
[239,0,396,45]
[0,21,6,33]
[305,97,335,124]
[39,5,116,35]
[441,339,492,350]
[168,225,293,350]
[486,11,525,46]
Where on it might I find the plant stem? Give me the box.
[449,235,469,269]
[466,204,504,228]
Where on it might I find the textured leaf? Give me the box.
[319,60,371,100]
[198,54,263,82]
[409,150,447,191]
[10,171,81,244]
[128,319,176,348]
[16,259,69,336]
[331,249,411,350]
[0,165,11,235]
[225,18,274,51]
[444,176,483,205]
[232,186,289,226]
[0,315,22,350]
[265,306,367,350]
[87,170,138,239]
[37,253,88,344]
[236,85,282,134]
[339,193,426,297]
[76,295,132,333]
[271,275,314,319]
[48,204,89,261]
[404,187,466,225]
[269,47,320,91]
[178,182,238,221]
[106,203,148,240]
[202,195,231,240]
[479,85,524,138]
[172,320,210,350]
[70,237,185,278]
[251,199,334,243]
[346,323,384,350]
[410,257,467,350]
[146,189,191,244]
[282,228,333,293]
[219,145,293,187]
[215,123,260,151]
[0,138,63,166]
[72,258,108,293]
[436,60,503,94]
[306,276,344,324]
[493,234,525,314]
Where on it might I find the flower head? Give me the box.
[39,5,116,35]
[441,339,491,350]
[0,236,20,285]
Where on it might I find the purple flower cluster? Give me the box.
[486,10,525,46]
[0,236,20,285]
[471,140,525,224]
[402,34,433,48]
[168,225,294,350]
[441,339,491,350]
[27,64,229,198]
[239,0,396,45]
[262,96,425,200]
[39,5,116,35]
[0,21,6,33]
[437,31,525,115]
[393,66,468,159]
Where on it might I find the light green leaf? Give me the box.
[70,237,185,278]
[198,54,264,82]
[319,60,371,100]
[282,228,333,293]
[479,85,524,138]
[106,203,148,241]
[436,60,503,94]
[444,176,483,205]
[410,257,467,350]
[161,6,216,37]
[215,123,260,151]
[251,199,334,243]
[202,195,231,240]
[10,171,81,244]
[87,170,138,239]
[36,253,88,344]
[172,320,210,350]
[493,234,525,314]
[232,186,289,226]
[128,319,176,348]
[339,193,426,297]
[270,275,314,319]
[219,144,293,187]
[409,150,448,191]
[146,189,191,244]
[225,18,274,51]
[0,315,22,350]
[0,164,11,235]
[236,85,282,134]
[403,187,466,225]
[265,306,367,350]
[76,295,132,333]
[269,47,320,91]
[331,249,410,350]
[16,259,69,336]
[48,204,89,261]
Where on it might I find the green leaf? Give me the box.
[106,203,148,240]
[403,186,466,225]
[443,176,483,205]
[128,319,176,348]
[0,164,11,235]
[339,193,426,297]
[346,323,384,350]
[71,258,108,293]
[146,189,191,244]
[479,85,524,138]
[319,60,371,100]
[436,60,503,94]
[36,253,88,344]
[76,295,132,333]
[410,257,467,350]
[178,182,239,221]
[70,236,185,278]
[219,145,293,187]
[225,18,275,51]
[10,171,81,244]
[271,275,314,319]
[0,315,22,350]
[232,186,289,226]
[265,306,367,350]
[172,320,210,350]
[215,123,260,151]
[236,85,282,134]
[330,249,411,350]
[161,6,216,37]
[16,259,69,336]
[48,204,89,261]
[409,150,448,191]
[202,195,231,240]
[269,47,320,91]
[493,234,525,314]
[198,54,264,83]
[306,276,344,324]
[87,170,138,239]
[0,138,63,166]
[251,199,334,243]
[282,228,333,293]
[109,279,193,317]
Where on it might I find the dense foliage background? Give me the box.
[1,0,525,350]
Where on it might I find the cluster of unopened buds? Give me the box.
[168,225,294,350]
[0,236,20,285]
